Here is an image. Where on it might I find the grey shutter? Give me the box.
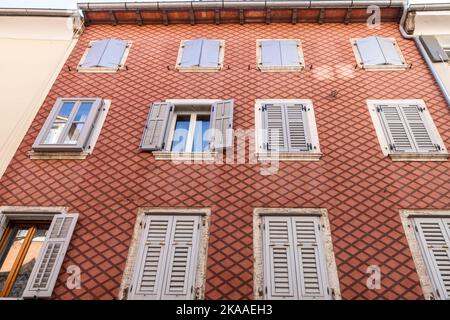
[401,104,439,152]
[210,99,234,150]
[420,36,449,62]
[292,217,330,299]
[263,217,297,299]
[356,37,385,65]
[285,104,310,152]
[161,216,200,300]
[199,40,221,67]
[414,218,450,300]
[377,104,415,152]
[280,40,300,66]
[378,37,403,65]
[261,40,282,66]
[0,213,8,243]
[180,40,202,67]
[141,102,174,151]
[128,216,172,300]
[263,103,288,152]
[23,213,78,299]
[81,39,109,67]
[98,39,128,68]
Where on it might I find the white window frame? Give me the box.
[77,40,132,73]
[400,209,450,300]
[253,208,341,300]
[254,99,322,161]
[119,208,210,300]
[175,40,225,72]
[350,37,408,71]
[256,39,305,72]
[30,99,111,160]
[367,99,448,161]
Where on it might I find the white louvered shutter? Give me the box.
[292,216,330,299]
[263,103,289,152]
[400,104,438,152]
[22,213,78,299]
[0,213,8,243]
[161,216,200,300]
[377,104,415,152]
[414,218,450,300]
[141,102,174,151]
[210,99,234,150]
[128,216,172,300]
[285,104,310,152]
[263,217,297,299]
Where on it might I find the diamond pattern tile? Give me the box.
[0,23,449,300]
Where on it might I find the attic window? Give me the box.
[351,37,407,70]
[78,39,131,73]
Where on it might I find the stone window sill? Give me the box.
[29,151,89,160]
[175,66,223,72]
[257,152,322,161]
[389,152,449,162]
[258,65,304,72]
[152,151,218,161]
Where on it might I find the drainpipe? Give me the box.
[399,1,450,107]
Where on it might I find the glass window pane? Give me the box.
[192,115,210,152]
[74,102,93,122]
[8,227,48,298]
[0,227,30,294]
[171,115,191,152]
[42,102,75,144]
[64,123,85,144]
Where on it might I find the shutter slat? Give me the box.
[210,99,234,150]
[23,214,78,299]
[141,102,174,151]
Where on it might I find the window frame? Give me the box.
[351,37,408,71]
[254,99,322,161]
[77,39,132,73]
[175,39,225,72]
[256,39,305,72]
[367,99,448,161]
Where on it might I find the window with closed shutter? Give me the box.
[177,39,224,71]
[258,39,304,71]
[376,103,441,154]
[413,217,450,300]
[79,39,129,71]
[262,216,331,300]
[128,215,201,300]
[353,37,406,69]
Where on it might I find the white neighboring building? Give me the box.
[0,9,82,177]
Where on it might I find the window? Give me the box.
[257,39,304,71]
[175,39,225,72]
[419,35,449,63]
[32,98,106,154]
[128,214,204,300]
[255,99,321,161]
[411,217,450,300]
[0,210,78,299]
[140,100,234,157]
[351,36,407,70]
[78,39,131,73]
[367,100,448,161]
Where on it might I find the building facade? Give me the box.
[0,1,449,300]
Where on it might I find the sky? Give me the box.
[0,0,448,10]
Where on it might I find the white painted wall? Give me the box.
[0,15,79,177]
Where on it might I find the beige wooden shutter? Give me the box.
[128,216,172,300]
[292,216,330,299]
[161,215,201,300]
[263,216,297,299]
[140,102,174,151]
[22,213,78,299]
[414,218,450,300]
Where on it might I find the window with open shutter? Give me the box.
[354,37,405,68]
[22,213,78,299]
[210,99,234,150]
[261,103,311,153]
[178,39,223,70]
[141,102,174,151]
[262,216,330,300]
[376,103,440,153]
[129,215,201,300]
[259,40,303,70]
[80,39,129,70]
[413,218,450,300]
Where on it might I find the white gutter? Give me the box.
[0,8,78,17]
[399,1,450,107]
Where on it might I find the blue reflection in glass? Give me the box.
[171,115,191,152]
[192,115,210,152]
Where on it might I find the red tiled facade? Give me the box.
[0,21,449,300]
